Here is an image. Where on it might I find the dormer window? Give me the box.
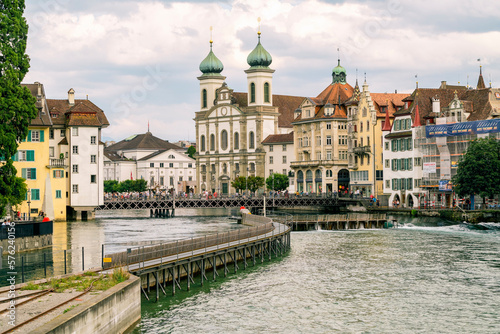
[324,103,333,116]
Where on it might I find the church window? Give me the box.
[264,82,270,103]
[249,131,255,149]
[210,134,215,151]
[202,89,207,108]
[250,83,256,103]
[221,130,228,150]
[200,135,206,152]
[234,132,239,150]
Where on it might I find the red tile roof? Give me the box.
[262,132,294,144]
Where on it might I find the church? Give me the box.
[194,31,303,195]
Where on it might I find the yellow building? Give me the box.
[346,81,406,199]
[12,83,67,221]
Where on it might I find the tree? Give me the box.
[266,173,289,191]
[247,176,265,193]
[104,180,119,193]
[187,146,196,159]
[452,138,500,204]
[231,176,247,193]
[0,0,38,217]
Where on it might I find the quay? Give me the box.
[270,213,389,231]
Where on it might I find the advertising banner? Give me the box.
[439,180,453,191]
[426,119,500,138]
[423,162,436,174]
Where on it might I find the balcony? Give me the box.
[46,158,66,168]
[290,160,337,168]
[353,146,371,155]
[348,161,358,170]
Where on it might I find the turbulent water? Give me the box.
[2,210,499,333]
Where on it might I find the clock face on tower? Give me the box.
[221,107,227,116]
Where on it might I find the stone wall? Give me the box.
[1,234,52,255]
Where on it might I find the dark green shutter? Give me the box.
[27,150,35,161]
[31,168,36,180]
[27,130,32,142]
[40,130,44,142]
[22,168,27,179]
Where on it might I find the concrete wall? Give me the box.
[31,275,141,334]
[1,234,52,255]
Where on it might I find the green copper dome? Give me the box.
[332,59,347,84]
[199,42,224,75]
[247,34,272,69]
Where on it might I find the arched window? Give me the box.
[202,89,207,108]
[250,83,255,103]
[210,134,215,151]
[249,131,255,149]
[297,170,304,181]
[306,170,313,180]
[249,162,255,172]
[200,135,206,152]
[264,82,270,103]
[234,132,239,150]
[221,130,228,150]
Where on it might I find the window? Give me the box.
[150,163,154,167]
[72,185,78,193]
[250,83,255,103]
[326,123,332,130]
[386,180,390,188]
[53,170,64,178]
[414,157,422,166]
[264,82,270,103]
[60,129,65,137]
[91,175,96,183]
[269,145,273,152]
[30,130,41,142]
[210,134,215,151]
[179,176,183,182]
[282,144,287,152]
[202,89,207,108]
[170,177,174,186]
[22,168,36,180]
[367,120,370,131]
[31,189,40,200]
[72,127,78,136]
[326,150,332,160]
[169,163,174,168]
[72,164,78,173]
[158,163,163,168]
[376,170,383,180]
[249,132,255,149]
[269,169,273,175]
[282,156,287,163]
[55,190,62,199]
[17,150,35,162]
[49,147,54,157]
[200,135,206,152]
[160,176,164,186]
[189,176,193,181]
[269,156,273,164]
[91,136,96,145]
[49,129,54,139]
[72,146,78,154]
[385,159,389,168]
[316,136,321,146]
[221,130,228,150]
[385,142,389,150]
[188,163,192,168]
[326,170,332,177]
[283,169,287,175]
[234,132,239,150]
[326,136,332,145]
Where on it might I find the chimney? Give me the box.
[440,81,447,89]
[432,97,440,114]
[35,81,42,97]
[68,88,75,106]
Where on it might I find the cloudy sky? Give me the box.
[23,0,500,142]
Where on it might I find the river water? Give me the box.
[3,210,500,333]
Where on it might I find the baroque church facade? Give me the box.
[194,32,302,194]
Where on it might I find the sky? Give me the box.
[23,0,500,142]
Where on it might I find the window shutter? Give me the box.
[31,168,36,180]
[27,130,32,142]
[22,168,27,179]
[40,130,44,142]
[409,158,413,170]
[12,152,18,161]
[27,150,35,161]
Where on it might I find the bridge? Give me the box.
[102,213,291,301]
[97,195,364,217]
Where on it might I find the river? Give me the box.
[2,210,500,333]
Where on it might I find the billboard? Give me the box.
[439,180,453,191]
[426,119,500,138]
[423,162,436,174]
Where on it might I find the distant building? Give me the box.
[104,132,196,193]
[261,133,295,193]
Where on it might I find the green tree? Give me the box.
[187,146,196,159]
[132,179,147,192]
[452,138,500,204]
[0,0,38,217]
[266,173,289,191]
[247,176,265,193]
[104,180,119,193]
[231,176,247,193]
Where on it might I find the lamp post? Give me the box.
[27,189,31,221]
[272,172,275,207]
[246,167,249,196]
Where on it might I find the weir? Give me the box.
[102,213,291,301]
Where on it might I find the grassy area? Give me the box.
[20,268,130,293]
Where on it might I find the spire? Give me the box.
[332,54,346,84]
[477,65,486,89]
[382,102,392,131]
[412,94,422,127]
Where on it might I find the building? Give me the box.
[290,59,353,194]
[261,132,295,193]
[194,32,303,195]
[104,132,196,193]
[13,83,109,220]
[346,81,407,200]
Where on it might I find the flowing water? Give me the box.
[2,211,500,333]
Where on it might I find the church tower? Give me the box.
[245,29,274,106]
[198,38,225,111]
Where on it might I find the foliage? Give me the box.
[265,173,289,191]
[187,146,196,159]
[231,176,247,192]
[452,138,500,201]
[0,0,38,217]
[104,179,147,192]
[247,176,265,193]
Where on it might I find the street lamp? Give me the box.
[272,172,275,207]
[246,167,249,196]
[27,189,31,221]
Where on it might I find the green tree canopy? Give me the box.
[231,176,247,193]
[266,173,289,191]
[104,179,148,193]
[187,146,196,159]
[247,176,265,193]
[0,0,38,217]
[452,138,500,202]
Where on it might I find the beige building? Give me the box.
[262,133,295,193]
[194,33,302,195]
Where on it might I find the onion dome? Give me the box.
[247,32,272,69]
[199,41,224,75]
[332,59,347,84]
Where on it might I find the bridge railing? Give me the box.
[103,219,275,270]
